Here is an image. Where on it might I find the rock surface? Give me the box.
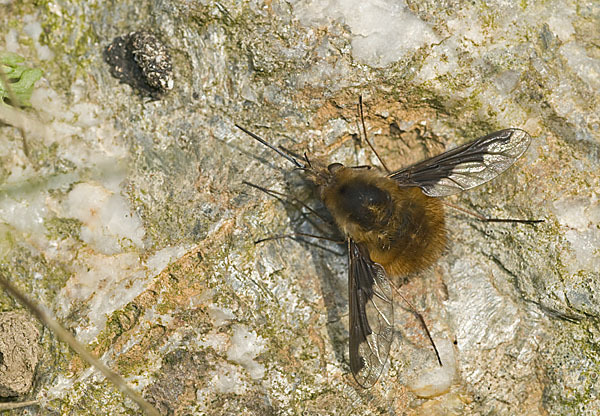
[0,0,598,415]
[0,312,40,397]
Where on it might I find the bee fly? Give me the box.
[235,112,541,388]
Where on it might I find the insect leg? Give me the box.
[441,200,544,225]
[243,182,345,255]
[389,280,443,366]
[243,181,335,228]
[357,96,390,173]
[254,233,345,256]
[255,232,345,245]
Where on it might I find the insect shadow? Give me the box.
[242,177,353,367]
[235,99,543,388]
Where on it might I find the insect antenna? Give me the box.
[389,280,443,366]
[441,200,544,225]
[358,96,390,173]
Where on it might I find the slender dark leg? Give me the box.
[243,182,344,255]
[389,281,443,366]
[441,200,544,224]
[357,96,390,173]
[255,232,345,245]
[254,233,345,256]
[243,181,333,226]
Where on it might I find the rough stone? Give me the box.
[0,311,40,397]
[0,0,598,414]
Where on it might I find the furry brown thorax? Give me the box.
[315,164,446,276]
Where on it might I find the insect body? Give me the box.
[235,124,534,388]
[318,165,446,277]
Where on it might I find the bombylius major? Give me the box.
[235,115,539,389]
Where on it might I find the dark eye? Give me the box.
[328,163,344,173]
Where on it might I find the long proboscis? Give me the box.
[0,274,160,416]
[234,124,303,168]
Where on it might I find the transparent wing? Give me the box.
[388,128,531,197]
[348,239,394,388]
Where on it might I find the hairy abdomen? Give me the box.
[321,169,446,277]
[367,187,446,276]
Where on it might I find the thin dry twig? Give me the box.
[0,400,39,410]
[0,274,160,416]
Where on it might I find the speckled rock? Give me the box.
[0,312,40,397]
[0,0,598,415]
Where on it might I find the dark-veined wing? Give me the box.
[348,239,394,388]
[388,128,531,197]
